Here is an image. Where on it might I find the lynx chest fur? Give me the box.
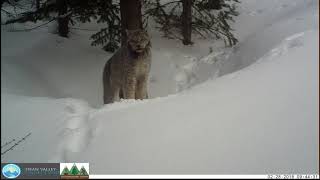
[103,29,151,104]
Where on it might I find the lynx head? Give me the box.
[126,29,151,53]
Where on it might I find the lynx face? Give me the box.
[127,29,151,53]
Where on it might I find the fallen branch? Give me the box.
[1,132,32,156]
[1,138,16,149]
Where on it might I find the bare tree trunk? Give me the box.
[182,0,193,45]
[57,0,69,38]
[120,0,143,45]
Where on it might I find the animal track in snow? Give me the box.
[50,98,95,162]
[262,32,305,61]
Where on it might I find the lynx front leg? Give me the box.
[136,76,148,100]
[123,77,136,99]
[111,86,121,102]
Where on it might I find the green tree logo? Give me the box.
[60,163,89,177]
[79,166,89,176]
[69,164,80,175]
[61,166,70,175]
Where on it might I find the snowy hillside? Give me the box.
[1,0,319,174]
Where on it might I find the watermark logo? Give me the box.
[2,164,21,179]
[60,163,89,179]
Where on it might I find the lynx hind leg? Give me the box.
[111,85,121,102]
[103,79,118,104]
[136,76,148,100]
[103,86,113,104]
[103,65,121,103]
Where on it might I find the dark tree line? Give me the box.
[145,0,239,46]
[2,0,240,52]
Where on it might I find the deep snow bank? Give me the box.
[2,30,318,174]
[68,31,318,174]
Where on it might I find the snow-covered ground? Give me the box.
[1,0,319,174]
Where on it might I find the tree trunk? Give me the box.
[57,0,69,38]
[36,0,40,10]
[120,0,143,45]
[182,0,193,45]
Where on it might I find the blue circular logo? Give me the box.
[2,164,21,179]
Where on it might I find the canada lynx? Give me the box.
[103,29,151,104]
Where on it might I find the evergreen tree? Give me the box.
[79,166,89,176]
[144,0,240,46]
[2,0,240,51]
[69,164,80,175]
[89,0,121,52]
[61,166,70,175]
[90,0,144,51]
[3,0,71,37]
[2,0,121,51]
[3,0,104,38]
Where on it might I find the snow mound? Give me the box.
[62,31,317,174]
